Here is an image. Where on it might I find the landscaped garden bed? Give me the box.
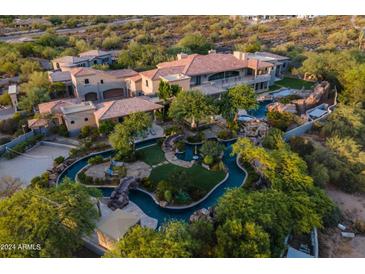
[142,163,226,205]
[135,143,227,206]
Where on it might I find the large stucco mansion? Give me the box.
[49,49,290,102]
[28,49,290,135]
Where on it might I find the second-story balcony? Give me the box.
[194,74,271,96]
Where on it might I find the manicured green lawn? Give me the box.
[149,163,226,193]
[136,144,166,166]
[270,77,314,91]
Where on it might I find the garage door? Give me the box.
[103,89,124,99]
[84,92,98,101]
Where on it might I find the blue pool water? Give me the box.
[248,100,272,119]
[58,139,245,225]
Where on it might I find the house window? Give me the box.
[85,79,89,84]
[100,80,104,84]
[145,80,149,87]
[84,118,89,122]
[70,121,75,124]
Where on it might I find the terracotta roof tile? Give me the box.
[95,97,163,121]
[27,118,48,128]
[38,98,80,114]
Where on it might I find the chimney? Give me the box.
[177,53,188,60]
[208,49,216,54]
[233,51,248,60]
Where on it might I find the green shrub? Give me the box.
[217,130,234,140]
[79,125,98,140]
[203,155,214,166]
[57,124,69,137]
[200,140,224,159]
[175,140,185,152]
[267,111,298,131]
[54,156,65,166]
[30,172,49,188]
[211,161,225,172]
[186,132,204,143]
[156,180,173,201]
[88,155,104,165]
[164,190,173,203]
[175,191,191,204]
[141,177,153,190]
[164,125,182,136]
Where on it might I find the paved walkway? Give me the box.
[163,148,193,168]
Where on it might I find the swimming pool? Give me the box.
[58,139,246,225]
[248,100,272,119]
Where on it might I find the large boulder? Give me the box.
[189,208,214,223]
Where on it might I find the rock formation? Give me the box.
[189,208,214,223]
[267,102,297,114]
[294,81,330,114]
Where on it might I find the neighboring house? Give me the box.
[137,51,288,97]
[61,101,97,136]
[48,71,74,96]
[38,98,80,124]
[38,97,163,135]
[70,67,139,102]
[96,209,140,250]
[52,50,114,71]
[27,118,48,135]
[94,96,163,127]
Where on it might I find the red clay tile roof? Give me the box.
[70,67,139,79]
[94,97,163,121]
[70,67,97,77]
[142,53,273,80]
[126,74,142,82]
[105,69,139,79]
[27,118,48,128]
[38,98,80,114]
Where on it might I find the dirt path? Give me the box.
[319,185,365,257]
[326,185,365,221]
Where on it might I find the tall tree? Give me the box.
[219,84,257,124]
[18,87,50,112]
[169,90,215,128]
[105,222,192,258]
[177,33,212,54]
[109,112,152,160]
[0,179,98,257]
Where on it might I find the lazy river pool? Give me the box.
[248,100,272,119]
[58,139,246,225]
